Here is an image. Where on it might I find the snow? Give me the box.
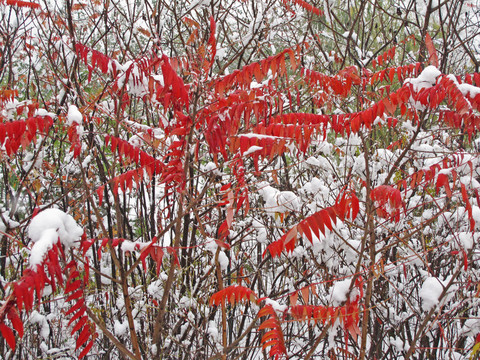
[29,228,58,267]
[29,311,50,339]
[243,145,263,156]
[249,81,264,89]
[461,318,480,336]
[419,277,444,311]
[114,319,129,337]
[472,206,480,228]
[67,105,83,126]
[147,279,164,299]
[257,182,299,216]
[305,156,331,171]
[207,321,220,342]
[329,278,352,306]
[121,240,148,252]
[458,232,474,250]
[27,208,83,267]
[217,251,229,271]
[252,219,267,243]
[457,82,480,98]
[201,161,222,176]
[35,108,56,118]
[264,298,288,313]
[404,65,441,92]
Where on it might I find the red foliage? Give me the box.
[214,49,296,94]
[0,116,53,156]
[425,32,439,68]
[370,185,404,222]
[4,0,40,9]
[265,191,360,258]
[258,305,287,360]
[209,285,258,306]
[281,0,323,16]
[0,240,95,359]
[302,66,360,98]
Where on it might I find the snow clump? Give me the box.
[419,277,444,311]
[28,208,83,267]
[404,65,441,92]
[67,104,83,126]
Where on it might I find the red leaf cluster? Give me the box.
[230,134,289,172]
[265,192,360,258]
[281,0,323,16]
[214,49,296,94]
[0,116,53,156]
[368,63,421,85]
[258,305,287,360]
[64,260,96,357]
[254,113,329,152]
[209,285,258,306]
[0,89,18,104]
[289,301,360,340]
[75,44,116,81]
[370,185,404,222]
[106,135,164,178]
[371,46,397,69]
[302,66,360,98]
[111,168,145,196]
[439,111,480,139]
[148,55,189,110]
[201,89,270,160]
[4,0,40,9]
[140,238,180,275]
[67,123,82,158]
[0,239,95,358]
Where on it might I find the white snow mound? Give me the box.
[419,277,443,311]
[28,208,83,267]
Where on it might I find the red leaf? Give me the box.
[371,185,404,222]
[7,307,23,338]
[436,173,452,198]
[68,307,86,327]
[66,298,85,316]
[349,192,360,220]
[425,32,439,68]
[208,16,216,48]
[0,324,16,350]
[78,339,94,359]
[257,305,287,358]
[76,325,91,349]
[215,239,231,250]
[65,280,82,294]
[71,315,88,335]
[96,186,104,206]
[66,290,84,302]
